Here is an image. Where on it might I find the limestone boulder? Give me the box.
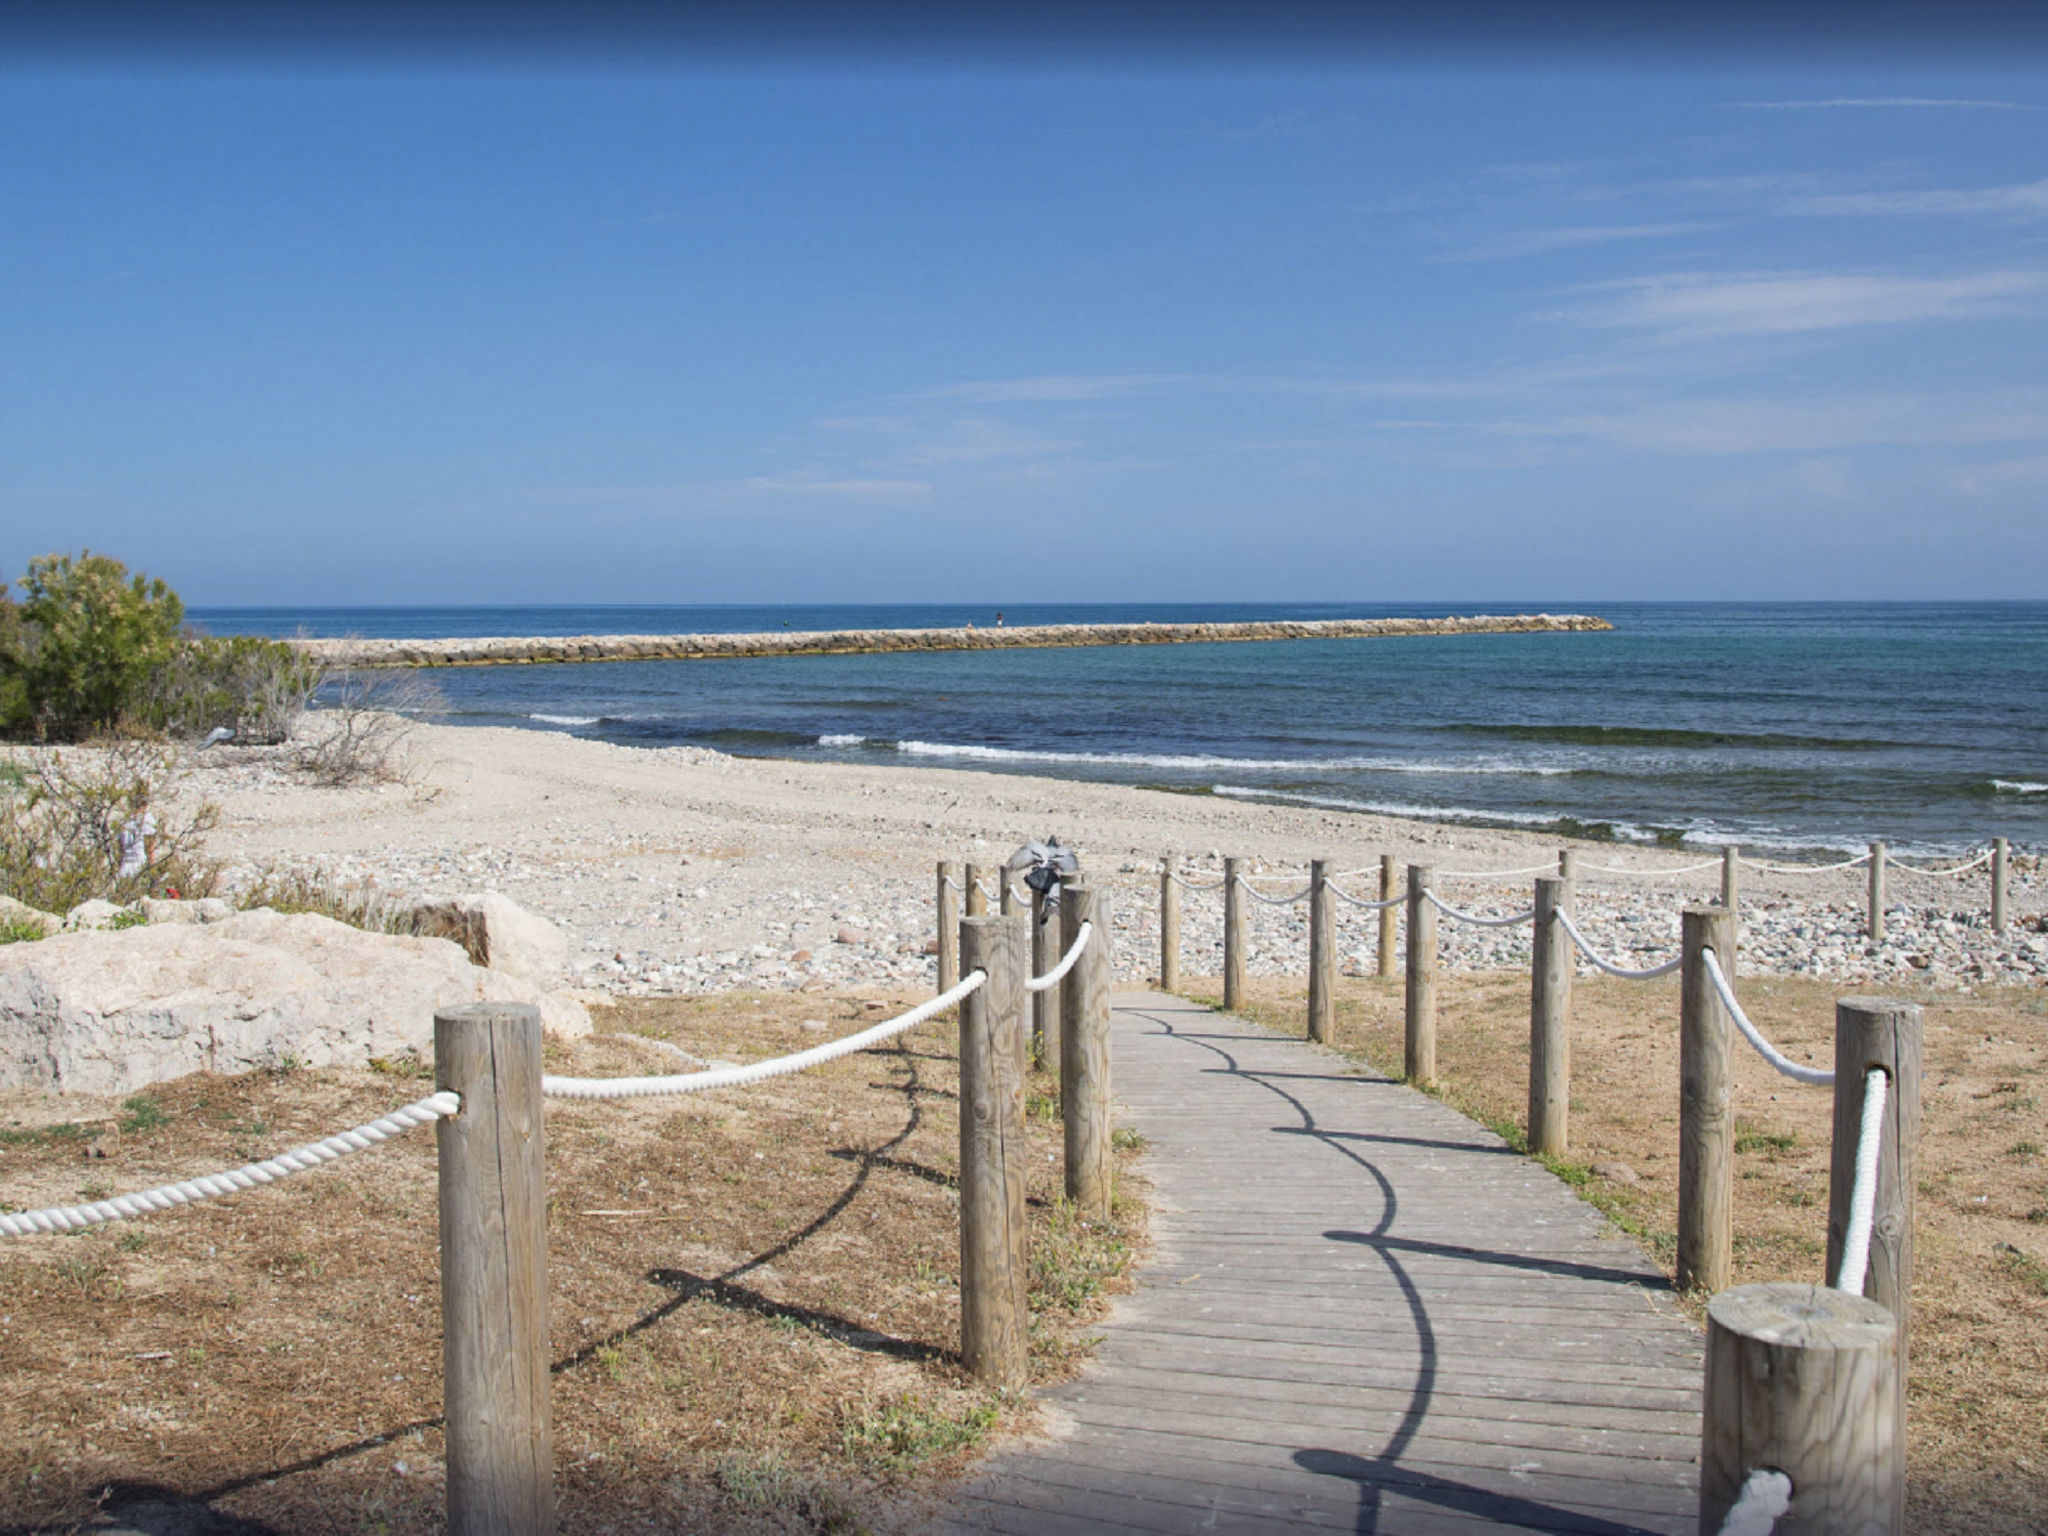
[137,897,237,925]
[0,908,591,1096]
[63,898,133,932]
[406,892,569,987]
[0,895,62,939]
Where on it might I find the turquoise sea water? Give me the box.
[191,602,2048,856]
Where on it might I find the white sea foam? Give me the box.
[817,733,869,747]
[889,740,1572,775]
[1992,779,2048,795]
[531,713,601,726]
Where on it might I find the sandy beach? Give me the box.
[186,720,2044,995]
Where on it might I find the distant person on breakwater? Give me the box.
[996,612,1004,627]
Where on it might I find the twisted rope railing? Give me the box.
[1577,857,1724,878]
[1714,1468,1794,1536]
[1555,908,1682,979]
[1166,870,1228,891]
[1888,849,1991,878]
[0,1090,461,1239]
[1234,875,1314,906]
[975,877,1000,899]
[1701,948,1835,1086]
[1326,881,1403,910]
[1835,1066,1889,1296]
[1740,852,1870,875]
[1422,889,1536,928]
[1025,921,1092,993]
[541,972,986,1100]
[1433,862,1556,880]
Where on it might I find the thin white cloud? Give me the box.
[732,471,932,498]
[1957,452,2048,493]
[1439,221,1723,262]
[1729,98,2034,111]
[895,417,1079,466]
[1505,393,2048,456]
[1550,268,2048,338]
[924,372,1205,403]
[1790,176,2048,218]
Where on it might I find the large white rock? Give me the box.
[407,893,569,987]
[0,908,591,1096]
[0,895,62,939]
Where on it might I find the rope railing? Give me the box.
[0,1090,461,1239]
[975,877,1000,899]
[1433,862,1556,880]
[1888,849,1991,878]
[1234,874,1314,906]
[1576,857,1724,878]
[1713,1468,1794,1536]
[540,971,987,1100]
[1422,889,1536,928]
[1739,852,1870,874]
[1326,880,1403,910]
[1555,908,1682,979]
[1700,948,1834,1086]
[1835,1066,1889,1296]
[1166,869,1228,890]
[1025,921,1092,993]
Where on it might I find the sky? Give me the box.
[4,12,2047,604]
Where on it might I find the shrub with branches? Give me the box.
[0,741,219,913]
[0,552,184,740]
[295,667,443,786]
[147,634,321,745]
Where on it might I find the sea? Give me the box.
[188,602,2048,858]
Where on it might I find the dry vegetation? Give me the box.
[1185,970,2048,1536]
[0,991,1147,1535]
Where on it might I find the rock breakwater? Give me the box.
[296,612,1611,669]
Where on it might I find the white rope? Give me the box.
[0,1091,460,1239]
[941,876,965,891]
[1422,889,1535,928]
[1715,1468,1793,1536]
[542,971,986,1100]
[1232,874,1314,905]
[1834,1067,1889,1296]
[1327,881,1403,910]
[1740,853,1870,875]
[975,878,999,899]
[1887,850,1991,878]
[1167,871,1228,891]
[1555,908,1682,979]
[1577,858,1724,878]
[1025,921,1093,993]
[1701,948,1835,1086]
[1435,863,1556,880]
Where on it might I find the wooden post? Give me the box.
[1060,883,1112,1218]
[1701,1283,1902,1536]
[1376,852,1398,979]
[1222,857,1247,1011]
[1528,875,1571,1157]
[1159,853,1181,992]
[1992,836,2008,933]
[1001,872,1019,917]
[1721,844,1740,912]
[1404,864,1437,1085]
[436,1002,554,1536]
[1307,860,1334,1043]
[1679,905,1738,1295]
[1030,886,1051,1067]
[936,861,960,995]
[964,861,988,918]
[957,913,1029,1390]
[1558,848,1576,884]
[1827,996,1922,1506]
[1867,840,1886,943]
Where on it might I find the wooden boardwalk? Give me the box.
[938,992,1705,1536]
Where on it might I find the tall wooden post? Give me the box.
[1001,872,1019,917]
[1159,853,1181,992]
[1679,906,1738,1294]
[1030,886,1053,1068]
[964,862,988,918]
[1376,852,1398,979]
[1222,857,1247,1011]
[1060,884,1112,1218]
[1867,840,1887,943]
[1827,996,1922,1507]
[957,913,1029,1389]
[1404,864,1437,1086]
[1528,875,1571,1157]
[436,1003,554,1536]
[1992,836,2009,933]
[936,861,960,996]
[1306,860,1335,1043]
[1701,1284,1902,1536]
[1558,848,1576,884]
[1721,845,1740,912]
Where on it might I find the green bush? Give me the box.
[0,741,218,911]
[145,633,320,744]
[0,552,184,740]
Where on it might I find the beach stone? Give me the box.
[1591,1160,1640,1186]
[0,908,590,1096]
[835,925,866,945]
[63,899,134,932]
[0,895,62,939]
[137,897,236,925]
[406,892,569,986]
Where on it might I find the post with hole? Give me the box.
[1159,853,1181,992]
[1678,906,1738,1294]
[1700,1283,1902,1536]
[964,861,988,918]
[1992,836,2009,933]
[436,1002,555,1536]
[936,861,960,995]
[1223,856,1247,1012]
[1528,875,1571,1157]
[1828,996,1922,1508]
[957,912,1030,1389]
[1404,864,1437,1085]
[1720,844,1739,912]
[1061,883,1113,1218]
[1377,852,1398,978]
[1868,839,1887,943]
[1307,859,1335,1043]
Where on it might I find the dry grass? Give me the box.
[1185,971,2048,1536]
[0,991,1147,1535]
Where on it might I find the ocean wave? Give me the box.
[888,740,1575,776]
[1211,783,1616,832]
[530,712,600,726]
[1437,723,1902,751]
[816,733,870,747]
[1992,779,2048,795]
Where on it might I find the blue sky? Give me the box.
[4,52,2047,603]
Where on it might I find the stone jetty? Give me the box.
[296,612,1611,668]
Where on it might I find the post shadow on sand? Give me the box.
[1291,1450,1671,1536]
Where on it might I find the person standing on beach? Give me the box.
[117,797,156,881]
[996,611,1004,627]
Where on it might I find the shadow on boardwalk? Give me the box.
[934,993,1704,1536]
